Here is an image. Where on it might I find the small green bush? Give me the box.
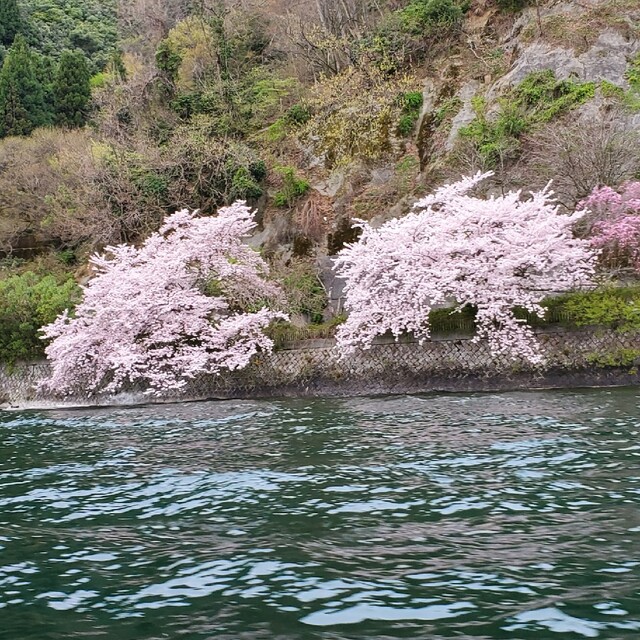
[548,287,640,332]
[230,167,263,201]
[600,80,625,99]
[280,261,327,323]
[586,347,640,368]
[401,91,424,111]
[623,55,640,111]
[401,286,640,337]
[432,96,463,128]
[397,114,418,137]
[626,54,640,91]
[514,70,595,123]
[0,271,80,363]
[400,0,464,34]
[155,39,182,79]
[496,0,529,11]
[396,91,424,137]
[267,315,345,347]
[459,96,525,167]
[273,166,310,208]
[286,103,311,125]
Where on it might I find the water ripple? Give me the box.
[1,389,640,639]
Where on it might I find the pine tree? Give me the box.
[53,50,91,127]
[0,35,51,138]
[0,0,22,48]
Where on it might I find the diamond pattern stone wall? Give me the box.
[2,327,640,408]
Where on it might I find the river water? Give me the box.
[1,389,639,639]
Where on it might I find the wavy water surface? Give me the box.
[1,389,640,639]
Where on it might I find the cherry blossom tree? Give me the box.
[41,202,286,396]
[334,172,597,364]
[578,182,640,273]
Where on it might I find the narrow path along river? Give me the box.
[1,389,639,639]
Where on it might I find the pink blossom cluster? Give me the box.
[579,182,640,271]
[334,172,597,364]
[41,202,286,396]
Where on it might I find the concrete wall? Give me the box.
[2,327,640,409]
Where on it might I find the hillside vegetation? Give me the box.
[0,0,639,363]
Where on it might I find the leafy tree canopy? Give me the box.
[17,0,118,73]
[0,34,52,137]
[53,49,91,127]
[0,0,23,48]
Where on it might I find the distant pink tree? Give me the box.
[334,172,597,364]
[578,182,640,272]
[41,203,286,396]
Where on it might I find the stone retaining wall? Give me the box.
[2,327,640,409]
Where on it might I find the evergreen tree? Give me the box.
[0,0,22,48]
[53,50,91,127]
[0,35,51,138]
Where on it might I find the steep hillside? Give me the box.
[0,0,639,361]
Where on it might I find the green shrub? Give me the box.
[626,54,640,91]
[459,96,525,167]
[273,166,310,208]
[155,39,182,79]
[600,80,625,99]
[496,0,529,11]
[400,0,464,34]
[396,90,424,137]
[230,167,263,201]
[267,315,345,347]
[397,114,418,137]
[401,286,640,337]
[460,71,596,168]
[514,70,595,123]
[623,55,640,111]
[249,159,267,181]
[264,118,288,142]
[0,271,80,363]
[279,260,327,323]
[586,348,640,368]
[548,286,640,331]
[401,91,424,111]
[286,103,311,125]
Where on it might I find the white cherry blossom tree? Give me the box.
[334,172,597,363]
[42,202,285,395]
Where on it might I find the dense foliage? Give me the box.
[0,271,79,363]
[0,0,104,136]
[0,0,22,50]
[17,0,118,72]
[554,286,640,332]
[0,35,50,137]
[53,50,91,127]
[459,71,596,169]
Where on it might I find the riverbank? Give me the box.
[2,326,640,410]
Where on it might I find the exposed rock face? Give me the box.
[494,31,640,93]
[447,80,483,151]
[438,14,640,152]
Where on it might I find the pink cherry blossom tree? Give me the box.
[41,202,286,396]
[578,182,640,273]
[334,172,597,364]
